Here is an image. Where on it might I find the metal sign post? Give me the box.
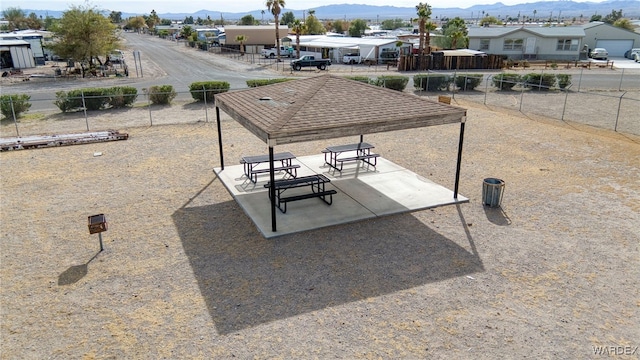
[88,214,108,251]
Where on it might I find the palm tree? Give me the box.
[291,19,303,58]
[261,10,265,23]
[235,35,248,56]
[266,0,286,61]
[415,3,432,56]
[533,9,537,23]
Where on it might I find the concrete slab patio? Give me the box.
[215,154,469,238]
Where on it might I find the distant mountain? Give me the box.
[17,1,640,22]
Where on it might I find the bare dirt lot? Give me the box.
[1,93,638,358]
[2,38,639,358]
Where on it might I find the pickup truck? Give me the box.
[261,46,293,58]
[290,55,332,71]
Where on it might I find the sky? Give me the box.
[1,0,608,14]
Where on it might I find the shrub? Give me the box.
[107,86,138,108]
[371,75,409,91]
[54,88,108,112]
[0,94,31,119]
[246,78,295,87]
[492,73,521,91]
[344,76,371,84]
[189,81,230,102]
[147,85,176,105]
[454,74,483,91]
[523,73,556,91]
[556,74,572,89]
[54,90,82,112]
[413,74,452,91]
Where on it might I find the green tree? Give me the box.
[146,10,160,29]
[590,14,602,22]
[613,18,634,31]
[183,16,194,24]
[291,19,303,58]
[280,11,295,26]
[126,16,146,32]
[25,12,44,29]
[160,18,172,26]
[43,15,58,30]
[181,25,194,39]
[332,19,345,33]
[348,19,368,37]
[304,10,325,34]
[602,9,623,24]
[439,17,468,49]
[415,2,432,55]
[109,11,122,24]
[266,0,286,60]
[2,7,27,30]
[381,18,406,30]
[479,16,503,26]
[240,14,258,25]
[49,4,120,78]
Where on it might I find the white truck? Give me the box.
[261,46,294,58]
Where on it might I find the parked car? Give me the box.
[634,52,640,63]
[342,53,361,64]
[590,48,608,60]
[624,48,640,59]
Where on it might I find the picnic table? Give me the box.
[240,151,300,183]
[322,142,380,172]
[264,174,337,213]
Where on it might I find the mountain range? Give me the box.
[19,0,640,22]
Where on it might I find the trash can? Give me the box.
[482,178,505,207]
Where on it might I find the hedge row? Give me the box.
[54,86,138,112]
[3,74,574,119]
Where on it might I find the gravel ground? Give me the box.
[1,39,639,358]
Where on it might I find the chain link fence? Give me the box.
[412,69,640,135]
[2,69,639,138]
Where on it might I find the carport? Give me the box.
[213,75,468,237]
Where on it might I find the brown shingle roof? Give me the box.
[215,74,466,145]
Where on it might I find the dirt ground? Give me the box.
[1,40,639,358]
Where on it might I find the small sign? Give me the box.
[88,214,107,234]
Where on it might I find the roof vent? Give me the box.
[259,97,272,101]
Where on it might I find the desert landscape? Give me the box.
[1,42,639,358]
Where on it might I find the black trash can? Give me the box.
[482,178,505,207]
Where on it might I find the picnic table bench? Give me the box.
[322,142,379,172]
[265,174,337,213]
[240,151,300,183]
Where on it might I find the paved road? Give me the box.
[3,33,639,112]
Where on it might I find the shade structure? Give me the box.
[215,74,467,146]
[214,74,468,233]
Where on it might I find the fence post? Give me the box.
[618,68,624,91]
[147,90,153,126]
[614,92,627,132]
[519,78,525,112]
[577,67,584,92]
[561,84,572,121]
[452,70,457,100]
[203,85,209,123]
[81,90,89,131]
[538,69,544,90]
[484,74,491,105]
[9,96,19,137]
